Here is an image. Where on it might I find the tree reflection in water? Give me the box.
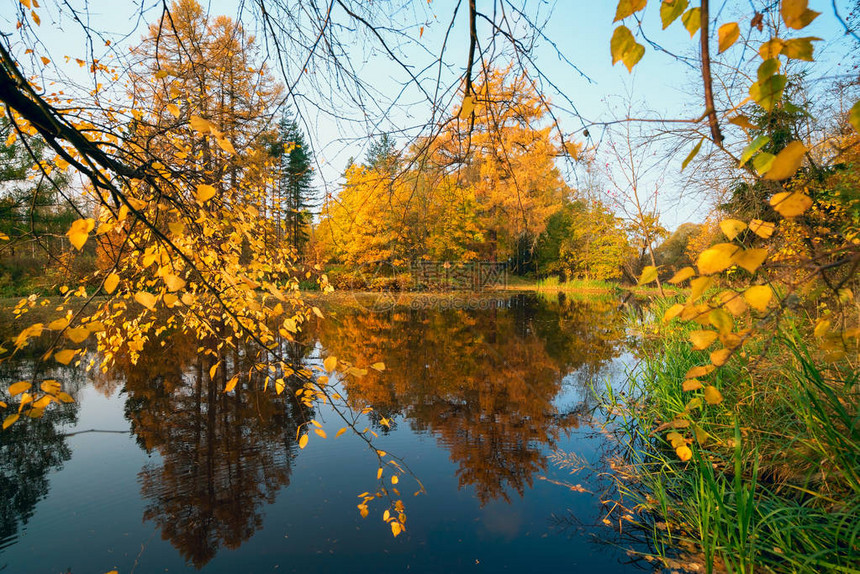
[105,330,314,568]
[316,293,624,505]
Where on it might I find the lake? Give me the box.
[0,292,647,573]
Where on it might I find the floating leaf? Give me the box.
[66,218,95,250]
[719,219,747,240]
[763,141,806,180]
[748,219,775,238]
[196,184,217,203]
[717,22,740,53]
[697,243,739,275]
[703,385,723,405]
[54,349,77,365]
[638,265,659,285]
[660,0,688,29]
[770,191,812,217]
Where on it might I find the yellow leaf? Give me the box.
[660,0,688,29]
[134,291,157,311]
[324,356,337,372]
[748,219,775,238]
[8,381,32,396]
[638,265,659,285]
[781,0,820,29]
[196,184,217,203]
[668,266,696,285]
[697,243,739,275]
[391,475,399,485]
[66,218,95,250]
[40,56,50,65]
[690,330,718,350]
[65,327,89,343]
[675,445,693,461]
[298,434,309,449]
[163,273,186,292]
[709,308,733,334]
[312,306,324,318]
[718,290,747,316]
[682,379,703,391]
[104,273,120,294]
[3,414,20,430]
[224,375,238,393]
[54,349,77,365]
[850,100,860,134]
[31,10,39,25]
[729,115,757,130]
[335,427,347,438]
[20,0,32,8]
[710,348,732,366]
[189,115,214,134]
[743,285,772,312]
[690,275,714,302]
[155,69,168,79]
[166,103,180,118]
[371,362,386,371]
[719,219,747,241]
[663,303,685,322]
[209,362,220,379]
[48,317,69,331]
[814,319,831,338]
[686,364,715,379]
[459,95,475,119]
[732,248,767,274]
[610,25,645,72]
[315,428,327,438]
[216,138,236,154]
[681,7,701,37]
[759,38,785,59]
[57,392,74,403]
[781,36,820,60]
[770,191,812,217]
[717,22,740,53]
[391,521,402,537]
[703,385,723,405]
[614,0,647,22]
[763,141,806,180]
[377,467,383,479]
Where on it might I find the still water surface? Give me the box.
[0,293,643,573]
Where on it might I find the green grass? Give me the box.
[599,300,860,573]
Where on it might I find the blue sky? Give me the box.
[5,0,857,229]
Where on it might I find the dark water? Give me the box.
[0,292,644,573]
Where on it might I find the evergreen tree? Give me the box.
[275,115,315,253]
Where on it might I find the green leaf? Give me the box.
[757,58,780,82]
[752,152,775,175]
[739,135,770,167]
[682,137,704,170]
[681,7,701,37]
[781,37,820,61]
[749,74,787,111]
[660,0,687,29]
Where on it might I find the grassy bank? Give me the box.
[602,300,859,573]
